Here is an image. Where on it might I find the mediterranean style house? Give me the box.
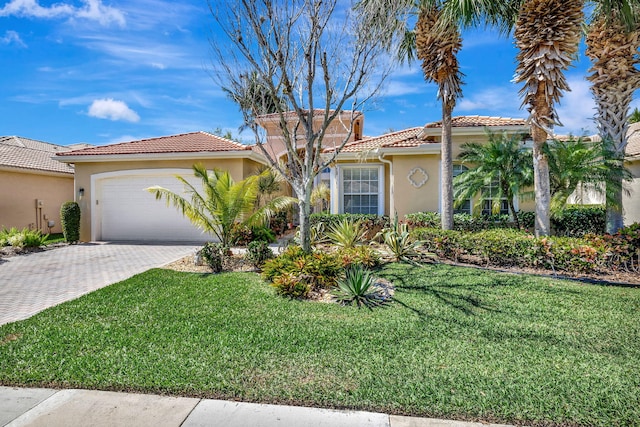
[54,113,638,242]
[0,136,75,234]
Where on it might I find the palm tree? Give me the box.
[629,107,640,124]
[454,131,533,228]
[356,0,463,230]
[586,6,640,232]
[146,164,297,247]
[545,137,633,211]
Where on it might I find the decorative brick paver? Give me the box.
[0,243,197,325]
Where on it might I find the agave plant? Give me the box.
[325,218,367,248]
[379,217,424,263]
[332,265,383,308]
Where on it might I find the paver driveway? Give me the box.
[0,242,198,325]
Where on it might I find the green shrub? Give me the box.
[60,201,81,243]
[262,245,342,293]
[599,223,640,272]
[199,242,227,273]
[453,213,511,232]
[0,227,48,248]
[232,225,277,246]
[516,211,536,230]
[325,218,367,248]
[310,213,389,239]
[245,240,274,268]
[332,265,382,308]
[405,212,440,228]
[335,245,381,269]
[551,205,605,237]
[271,272,311,298]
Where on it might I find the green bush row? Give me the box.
[414,224,640,274]
[405,205,604,236]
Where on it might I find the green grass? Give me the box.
[43,233,65,244]
[1,264,639,426]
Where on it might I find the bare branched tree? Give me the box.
[209,0,401,252]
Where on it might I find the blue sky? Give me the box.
[2,0,635,147]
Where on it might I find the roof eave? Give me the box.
[0,165,74,177]
[420,125,528,137]
[55,150,266,164]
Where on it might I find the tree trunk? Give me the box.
[531,87,552,237]
[606,170,624,234]
[297,181,314,253]
[441,100,454,230]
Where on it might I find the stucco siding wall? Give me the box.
[623,160,640,225]
[0,170,73,234]
[73,158,258,242]
[392,155,441,218]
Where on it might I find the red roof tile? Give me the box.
[424,115,527,128]
[326,127,428,153]
[57,132,251,157]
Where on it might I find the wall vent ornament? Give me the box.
[407,167,428,188]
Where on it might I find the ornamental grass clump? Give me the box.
[378,217,425,262]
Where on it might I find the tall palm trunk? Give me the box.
[586,13,640,233]
[415,5,463,231]
[513,0,583,236]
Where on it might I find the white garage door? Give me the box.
[97,171,211,242]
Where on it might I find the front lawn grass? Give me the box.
[1,264,639,426]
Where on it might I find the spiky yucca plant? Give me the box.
[586,10,640,232]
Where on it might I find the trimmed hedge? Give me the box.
[60,201,80,244]
[405,212,513,232]
[414,223,640,274]
[551,205,606,237]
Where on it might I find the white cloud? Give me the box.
[88,98,140,122]
[1,30,26,47]
[458,86,521,114]
[555,76,597,135]
[0,0,125,27]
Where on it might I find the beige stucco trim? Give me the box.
[419,125,527,138]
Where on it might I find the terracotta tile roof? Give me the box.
[0,136,74,175]
[326,127,427,153]
[424,115,527,128]
[57,131,252,157]
[626,122,640,158]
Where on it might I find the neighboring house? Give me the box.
[0,136,75,234]
[54,132,265,242]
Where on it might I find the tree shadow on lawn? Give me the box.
[381,262,582,319]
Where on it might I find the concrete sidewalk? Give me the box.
[0,387,515,427]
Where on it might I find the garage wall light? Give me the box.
[78,187,85,199]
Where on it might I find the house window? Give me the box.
[481,180,509,216]
[452,164,471,215]
[340,166,383,214]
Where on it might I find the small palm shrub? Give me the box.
[245,240,274,268]
[310,213,389,239]
[325,218,367,248]
[379,217,424,262]
[60,201,80,243]
[199,242,227,273]
[332,265,382,308]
